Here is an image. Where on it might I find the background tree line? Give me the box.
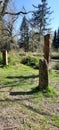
[18,0,52,52]
[52,28,59,50]
[0,0,52,53]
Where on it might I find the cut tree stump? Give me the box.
[39,59,48,90]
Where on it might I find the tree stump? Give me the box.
[39,59,48,90]
[2,50,8,65]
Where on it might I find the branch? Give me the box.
[3,11,33,15]
[32,4,38,8]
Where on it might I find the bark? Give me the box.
[44,34,50,64]
[2,50,8,65]
[39,59,48,90]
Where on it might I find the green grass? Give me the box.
[0,55,59,129]
[49,70,59,80]
[51,115,59,127]
[0,64,38,83]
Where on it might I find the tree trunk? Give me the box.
[44,34,50,64]
[39,59,48,90]
[2,50,8,65]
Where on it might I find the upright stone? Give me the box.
[39,59,48,90]
[2,50,8,65]
[44,34,50,64]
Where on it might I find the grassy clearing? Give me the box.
[0,62,59,129]
[0,50,59,129]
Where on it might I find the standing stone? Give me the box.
[44,34,50,64]
[39,59,48,90]
[2,50,8,65]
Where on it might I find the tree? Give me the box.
[52,28,59,50]
[4,11,19,50]
[31,0,52,35]
[0,1,17,51]
[52,30,57,49]
[0,0,10,47]
[0,0,9,65]
[19,16,29,52]
[0,0,32,50]
[0,0,32,65]
[57,28,59,49]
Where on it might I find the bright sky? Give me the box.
[12,0,59,32]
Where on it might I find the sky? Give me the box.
[12,0,59,32]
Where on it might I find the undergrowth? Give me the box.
[21,55,39,69]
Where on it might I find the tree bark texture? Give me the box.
[39,59,48,90]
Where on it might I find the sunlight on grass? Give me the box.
[0,63,59,130]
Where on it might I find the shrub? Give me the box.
[53,63,59,70]
[21,56,39,69]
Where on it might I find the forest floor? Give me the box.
[0,62,59,130]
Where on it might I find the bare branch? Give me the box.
[32,4,38,8]
[3,11,33,15]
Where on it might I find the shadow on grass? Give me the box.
[10,87,39,96]
[0,80,20,89]
[0,65,5,68]
[7,74,39,79]
[0,97,51,117]
[0,97,33,102]
[0,86,52,117]
[10,86,51,98]
[0,95,51,117]
[0,74,39,89]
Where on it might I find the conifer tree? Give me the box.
[20,16,29,51]
[57,28,59,48]
[31,0,52,34]
[53,28,59,50]
[52,30,57,49]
